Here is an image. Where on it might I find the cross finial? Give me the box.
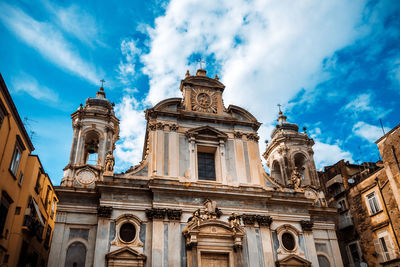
[277,104,282,113]
[197,58,205,69]
[100,79,106,88]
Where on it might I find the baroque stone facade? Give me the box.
[49,69,343,267]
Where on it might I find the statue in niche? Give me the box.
[105,151,115,172]
[289,167,302,189]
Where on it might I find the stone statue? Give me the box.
[228,213,241,228]
[204,199,218,219]
[289,168,302,189]
[105,151,115,172]
[187,209,202,226]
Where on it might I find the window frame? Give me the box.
[0,191,14,238]
[347,241,362,265]
[9,138,24,178]
[374,231,396,262]
[366,192,381,215]
[197,150,216,181]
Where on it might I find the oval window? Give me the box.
[282,232,295,251]
[119,223,136,243]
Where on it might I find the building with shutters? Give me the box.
[318,125,400,267]
[0,74,58,266]
[48,68,343,267]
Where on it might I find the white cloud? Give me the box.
[114,95,147,169]
[0,2,101,85]
[11,73,58,102]
[47,3,102,47]
[118,39,141,85]
[139,0,367,123]
[115,0,372,167]
[313,141,353,168]
[353,121,390,143]
[342,93,391,118]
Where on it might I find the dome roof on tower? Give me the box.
[271,111,299,138]
[85,86,113,110]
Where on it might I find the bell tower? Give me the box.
[263,111,319,188]
[61,85,119,188]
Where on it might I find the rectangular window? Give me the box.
[348,242,361,264]
[337,198,347,212]
[367,192,381,215]
[44,225,52,249]
[198,152,216,181]
[374,233,396,262]
[18,172,24,186]
[0,191,13,238]
[9,144,22,177]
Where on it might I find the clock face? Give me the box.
[304,189,317,199]
[77,169,96,185]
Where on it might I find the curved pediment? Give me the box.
[152,98,182,112]
[227,105,260,124]
[180,73,225,91]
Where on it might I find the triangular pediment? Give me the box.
[276,254,311,267]
[186,126,227,140]
[106,247,146,260]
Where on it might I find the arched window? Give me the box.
[65,242,86,267]
[317,254,331,267]
[271,161,282,183]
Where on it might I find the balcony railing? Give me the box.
[22,215,44,241]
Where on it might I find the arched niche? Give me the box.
[64,241,87,267]
[271,160,283,184]
[83,130,100,165]
[293,152,310,184]
[183,219,245,267]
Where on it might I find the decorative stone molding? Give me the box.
[170,124,179,131]
[166,209,182,220]
[246,133,260,141]
[148,122,179,132]
[234,131,243,138]
[145,208,182,221]
[300,220,314,232]
[145,208,166,220]
[241,214,257,225]
[257,215,273,227]
[241,214,272,227]
[98,206,113,218]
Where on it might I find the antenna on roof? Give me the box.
[379,119,386,135]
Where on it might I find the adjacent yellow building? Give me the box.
[0,74,58,266]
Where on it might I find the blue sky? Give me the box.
[0,0,399,185]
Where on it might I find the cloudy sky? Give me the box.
[0,0,399,185]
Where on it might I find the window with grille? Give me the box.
[367,193,381,215]
[197,152,216,181]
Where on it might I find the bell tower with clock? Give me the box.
[60,84,119,188]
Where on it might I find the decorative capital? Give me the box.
[170,124,179,131]
[148,123,156,131]
[257,215,272,227]
[246,133,260,141]
[300,220,314,231]
[145,208,166,220]
[97,206,112,218]
[234,131,243,139]
[241,214,257,225]
[166,209,182,220]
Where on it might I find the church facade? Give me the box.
[48,69,343,267]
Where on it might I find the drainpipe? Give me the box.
[375,177,400,250]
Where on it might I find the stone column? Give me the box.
[48,212,67,267]
[169,125,179,177]
[188,136,196,180]
[300,221,319,267]
[220,140,227,184]
[258,216,274,266]
[93,206,112,267]
[328,229,344,267]
[146,209,166,266]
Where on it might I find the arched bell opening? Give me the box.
[83,131,100,165]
